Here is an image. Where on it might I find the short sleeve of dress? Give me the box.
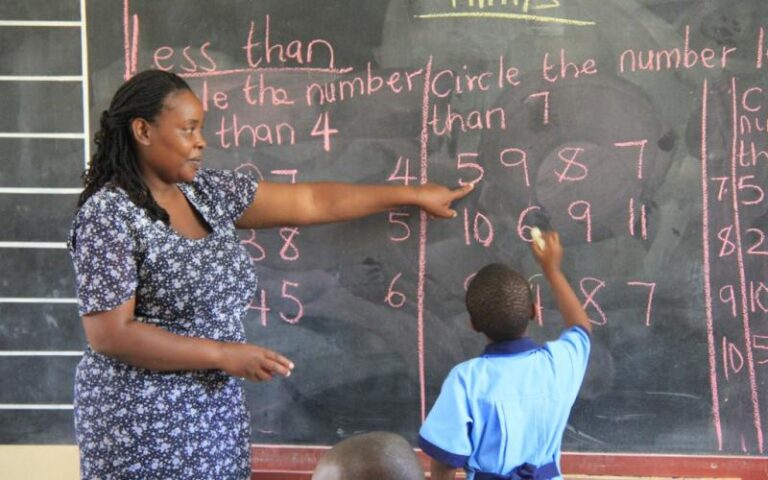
[193,169,258,223]
[418,366,473,468]
[68,193,138,316]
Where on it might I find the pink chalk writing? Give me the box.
[123,0,131,80]
[279,228,300,261]
[385,273,406,309]
[568,201,592,243]
[627,281,656,327]
[580,277,606,325]
[305,63,424,107]
[153,42,217,73]
[719,285,738,318]
[614,140,648,180]
[717,225,735,257]
[244,15,336,70]
[217,114,296,148]
[131,14,139,76]
[388,157,417,186]
[728,78,764,452]
[431,66,492,98]
[464,272,477,292]
[737,176,764,206]
[555,147,588,182]
[619,26,736,73]
[248,289,270,327]
[243,73,295,106]
[533,281,543,327]
[735,141,768,167]
[271,169,298,184]
[542,48,597,83]
[711,176,729,202]
[310,112,338,152]
[463,208,494,247]
[427,103,506,136]
[722,336,745,380]
[746,229,768,256]
[388,212,412,242]
[526,91,549,125]
[516,206,541,244]
[750,282,768,313]
[241,229,266,262]
[457,153,484,187]
[753,336,768,365]
[279,280,303,324]
[500,147,530,187]
[628,198,648,239]
[699,79,724,451]
[417,56,434,422]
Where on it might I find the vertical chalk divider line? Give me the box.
[417,56,434,422]
[700,79,723,450]
[728,77,764,453]
[123,0,131,80]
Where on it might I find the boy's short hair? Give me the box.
[312,431,425,480]
[466,263,533,341]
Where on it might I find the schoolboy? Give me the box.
[419,231,592,480]
[312,431,425,480]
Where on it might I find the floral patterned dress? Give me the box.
[69,169,258,479]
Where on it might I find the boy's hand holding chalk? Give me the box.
[531,227,545,250]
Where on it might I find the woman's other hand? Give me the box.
[218,343,295,381]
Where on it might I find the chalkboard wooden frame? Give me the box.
[247,446,768,479]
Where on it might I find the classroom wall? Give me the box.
[0,446,79,480]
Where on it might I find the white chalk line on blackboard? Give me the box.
[0,404,73,410]
[79,0,91,169]
[0,188,82,194]
[0,242,67,249]
[0,352,82,356]
[0,133,85,139]
[0,21,80,27]
[0,76,82,82]
[0,298,76,303]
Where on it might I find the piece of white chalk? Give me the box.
[531,227,545,250]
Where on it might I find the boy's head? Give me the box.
[466,263,533,341]
[312,431,425,480]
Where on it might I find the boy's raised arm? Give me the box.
[531,231,592,334]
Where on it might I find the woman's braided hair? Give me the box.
[78,70,192,223]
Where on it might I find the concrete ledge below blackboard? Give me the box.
[0,444,761,478]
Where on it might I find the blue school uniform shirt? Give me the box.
[419,326,591,480]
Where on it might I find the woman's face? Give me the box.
[138,89,206,186]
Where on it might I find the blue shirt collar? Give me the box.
[482,337,540,356]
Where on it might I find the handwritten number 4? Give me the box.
[311,112,338,152]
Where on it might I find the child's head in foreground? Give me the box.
[312,431,425,480]
[466,263,533,341]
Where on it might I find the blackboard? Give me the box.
[2,0,767,460]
